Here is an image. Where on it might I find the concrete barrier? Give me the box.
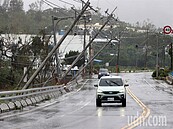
[30,98,37,104]
[38,96,44,102]
[21,100,27,107]
[14,101,22,109]
[166,76,173,85]
[8,102,15,110]
[0,103,9,112]
[0,76,83,113]
[26,98,32,106]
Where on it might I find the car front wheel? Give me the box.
[122,99,126,107]
[96,99,102,107]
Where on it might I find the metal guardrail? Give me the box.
[0,76,82,113]
[0,85,64,101]
[0,84,66,113]
[0,75,82,101]
[121,70,153,73]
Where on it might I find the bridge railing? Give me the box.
[0,76,82,113]
[0,85,63,101]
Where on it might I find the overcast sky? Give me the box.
[21,0,173,28]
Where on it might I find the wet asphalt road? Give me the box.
[123,72,173,129]
[0,72,173,129]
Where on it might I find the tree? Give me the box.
[64,51,84,67]
[29,0,43,11]
[9,0,23,12]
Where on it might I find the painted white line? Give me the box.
[77,79,89,92]
[59,79,89,101]
[154,80,168,88]
[143,79,157,90]
[60,98,94,117]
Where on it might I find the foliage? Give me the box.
[9,0,24,12]
[0,0,173,89]
[0,31,52,89]
[152,68,169,78]
[0,0,75,34]
[64,50,84,67]
[0,65,11,88]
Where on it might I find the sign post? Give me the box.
[163,25,173,70]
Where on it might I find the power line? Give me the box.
[42,0,70,16]
[62,35,75,54]
[42,0,55,8]
[44,0,64,9]
[22,1,90,89]
[59,0,75,8]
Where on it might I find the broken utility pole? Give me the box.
[22,1,90,89]
[72,39,114,81]
[60,13,114,82]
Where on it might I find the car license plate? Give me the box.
[107,97,114,101]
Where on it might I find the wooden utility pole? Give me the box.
[171,42,173,71]
[61,13,114,81]
[22,1,90,89]
[89,36,93,77]
[83,15,87,78]
[72,39,113,81]
[145,29,149,68]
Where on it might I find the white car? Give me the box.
[94,76,129,107]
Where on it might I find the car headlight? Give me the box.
[97,89,103,93]
[119,89,125,93]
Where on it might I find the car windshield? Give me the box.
[99,78,123,86]
[99,69,108,73]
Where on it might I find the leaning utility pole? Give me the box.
[83,15,87,78]
[72,39,113,81]
[61,13,114,82]
[52,16,61,78]
[171,42,173,71]
[89,35,93,77]
[145,29,149,68]
[116,31,121,73]
[22,1,90,89]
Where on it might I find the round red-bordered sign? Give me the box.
[163,26,172,34]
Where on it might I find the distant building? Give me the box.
[137,29,148,33]
[76,23,111,32]
[0,34,90,60]
[49,34,90,59]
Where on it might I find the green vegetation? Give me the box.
[0,0,173,90]
[152,68,170,79]
[64,50,84,67]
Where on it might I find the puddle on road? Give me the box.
[38,108,60,114]
[33,108,61,119]
[6,116,35,124]
[145,100,173,106]
[155,85,165,91]
[81,86,94,91]
[155,85,173,95]
[101,104,123,110]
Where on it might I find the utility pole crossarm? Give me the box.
[22,1,90,89]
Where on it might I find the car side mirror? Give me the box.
[124,84,129,87]
[94,84,98,87]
